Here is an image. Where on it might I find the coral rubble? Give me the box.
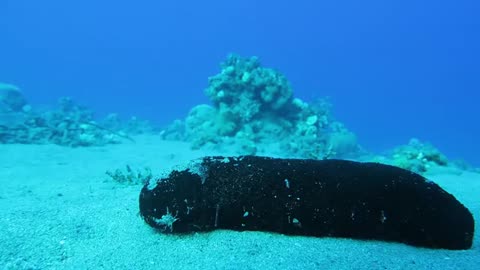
[0,83,154,147]
[106,165,153,185]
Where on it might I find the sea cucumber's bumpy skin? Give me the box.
[139,156,474,250]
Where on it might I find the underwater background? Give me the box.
[1,0,479,165]
[1,1,480,270]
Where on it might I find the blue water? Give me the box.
[1,0,479,165]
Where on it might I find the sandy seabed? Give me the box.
[0,135,478,270]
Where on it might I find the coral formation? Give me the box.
[161,54,359,159]
[0,83,29,113]
[390,138,449,173]
[368,138,452,174]
[0,83,154,147]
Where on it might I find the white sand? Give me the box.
[0,135,478,270]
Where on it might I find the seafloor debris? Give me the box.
[160,54,359,160]
[0,83,154,147]
[139,156,474,250]
[106,165,153,185]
